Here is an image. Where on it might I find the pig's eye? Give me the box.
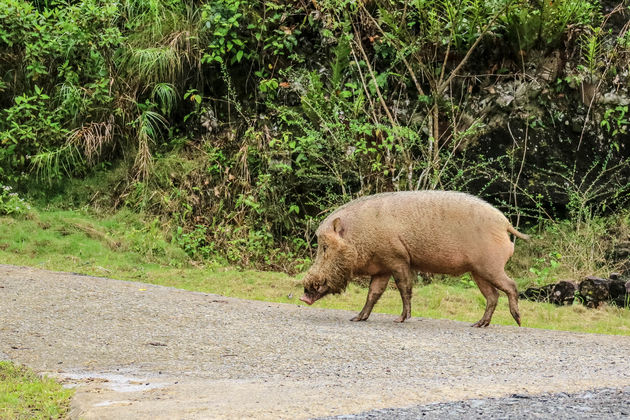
[322,244,328,253]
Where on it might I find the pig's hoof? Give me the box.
[471,320,490,328]
[350,315,367,322]
[513,313,522,326]
[393,316,407,323]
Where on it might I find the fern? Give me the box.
[331,34,351,89]
[121,46,182,85]
[30,144,84,183]
[151,83,178,116]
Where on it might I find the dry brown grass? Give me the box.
[67,115,115,165]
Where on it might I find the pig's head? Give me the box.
[300,217,357,305]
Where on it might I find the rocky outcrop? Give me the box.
[520,274,629,309]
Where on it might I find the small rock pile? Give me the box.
[520,273,630,309]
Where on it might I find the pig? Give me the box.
[299,190,529,327]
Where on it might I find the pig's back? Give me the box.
[320,190,507,234]
[319,191,511,273]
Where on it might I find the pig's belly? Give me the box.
[410,250,473,276]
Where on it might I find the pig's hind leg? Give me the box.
[494,272,521,326]
[351,273,390,321]
[477,269,521,327]
[471,273,499,327]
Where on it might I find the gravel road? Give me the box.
[322,388,630,419]
[1,264,630,419]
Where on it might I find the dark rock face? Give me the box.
[576,276,628,308]
[549,281,577,306]
[521,275,628,309]
[520,281,576,306]
[520,284,555,302]
[467,111,630,221]
[611,241,630,275]
[611,285,628,307]
[578,276,611,308]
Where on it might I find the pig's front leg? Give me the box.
[350,274,390,321]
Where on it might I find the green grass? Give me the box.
[0,209,629,336]
[0,362,73,419]
[0,209,189,278]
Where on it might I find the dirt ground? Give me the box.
[1,264,630,419]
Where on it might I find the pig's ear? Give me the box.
[332,217,345,237]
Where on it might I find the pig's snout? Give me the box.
[300,294,314,305]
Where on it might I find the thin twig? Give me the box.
[351,22,397,127]
[349,43,379,125]
[507,120,528,233]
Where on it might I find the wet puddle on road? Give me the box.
[58,370,169,392]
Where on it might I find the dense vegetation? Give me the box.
[1,0,629,272]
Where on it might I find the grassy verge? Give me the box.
[0,362,73,419]
[0,209,629,336]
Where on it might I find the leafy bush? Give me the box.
[502,0,599,52]
[0,0,628,270]
[0,185,31,215]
